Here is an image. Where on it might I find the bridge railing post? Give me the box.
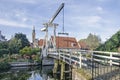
[69,50,72,65]
[110,52,112,66]
[58,49,60,60]
[79,52,82,68]
[63,52,65,62]
[91,51,94,80]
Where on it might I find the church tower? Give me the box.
[32,26,35,44]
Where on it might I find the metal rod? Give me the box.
[63,6,64,33]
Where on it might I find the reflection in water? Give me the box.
[0,66,54,80]
[28,71,42,80]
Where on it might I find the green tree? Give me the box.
[79,33,101,50]
[19,46,31,56]
[19,47,40,56]
[0,49,9,57]
[8,33,30,54]
[15,33,30,49]
[96,30,120,52]
[0,41,9,57]
[9,38,22,54]
[0,41,8,49]
[86,33,101,50]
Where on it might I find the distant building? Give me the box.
[32,26,38,48]
[78,41,89,50]
[50,36,80,49]
[0,30,7,42]
[32,26,35,44]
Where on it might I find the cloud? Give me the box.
[97,6,103,11]
[22,17,28,22]
[83,16,102,25]
[0,18,31,28]
[12,0,37,4]
[11,0,61,5]
[96,6,104,13]
[67,15,102,28]
[95,0,109,2]
[14,12,29,22]
[0,0,120,42]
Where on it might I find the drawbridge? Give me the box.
[40,3,120,80]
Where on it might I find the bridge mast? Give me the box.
[42,3,64,56]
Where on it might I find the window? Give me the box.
[71,43,76,47]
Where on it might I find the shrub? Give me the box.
[0,62,11,72]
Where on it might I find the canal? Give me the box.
[0,66,54,80]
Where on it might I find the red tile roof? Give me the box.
[51,36,80,49]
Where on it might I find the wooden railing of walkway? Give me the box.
[48,49,120,67]
[48,49,120,80]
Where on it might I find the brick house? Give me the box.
[50,36,80,49]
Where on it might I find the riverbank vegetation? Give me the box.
[96,30,120,52]
[0,33,42,71]
[19,46,41,63]
[0,62,11,72]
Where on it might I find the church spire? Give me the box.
[33,26,35,31]
[32,26,35,43]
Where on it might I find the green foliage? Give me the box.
[0,62,11,72]
[19,46,40,56]
[0,49,9,57]
[9,38,22,54]
[0,41,8,49]
[86,33,101,50]
[15,33,30,49]
[96,30,120,52]
[0,42,9,57]
[8,33,30,54]
[79,33,101,50]
[19,46,31,56]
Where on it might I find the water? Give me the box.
[0,66,54,80]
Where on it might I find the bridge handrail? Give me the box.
[48,49,120,68]
[58,48,120,55]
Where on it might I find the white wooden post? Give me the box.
[110,53,112,66]
[58,49,60,60]
[79,52,82,68]
[63,52,66,62]
[69,51,72,65]
[91,52,94,76]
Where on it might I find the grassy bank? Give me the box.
[76,68,92,80]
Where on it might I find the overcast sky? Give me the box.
[0,0,120,42]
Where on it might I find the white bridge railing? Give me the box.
[48,49,120,68]
[92,51,120,66]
